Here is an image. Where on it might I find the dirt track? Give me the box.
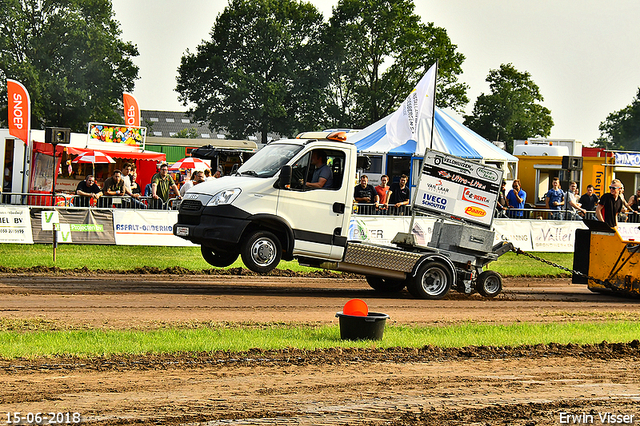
[1,273,640,425]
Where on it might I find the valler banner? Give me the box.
[123,93,140,127]
[7,79,31,145]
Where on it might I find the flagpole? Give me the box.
[408,61,438,240]
[429,60,439,150]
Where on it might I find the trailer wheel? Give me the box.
[241,230,282,274]
[366,276,406,293]
[407,261,452,299]
[201,246,238,268]
[476,270,503,298]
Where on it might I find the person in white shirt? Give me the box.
[180,170,206,197]
[121,162,133,192]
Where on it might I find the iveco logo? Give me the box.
[184,193,199,200]
[476,167,499,181]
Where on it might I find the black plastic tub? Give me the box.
[335,312,390,341]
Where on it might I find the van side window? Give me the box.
[327,152,345,190]
[289,149,346,191]
[290,152,311,190]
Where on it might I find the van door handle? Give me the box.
[333,202,345,214]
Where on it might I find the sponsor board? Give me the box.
[414,150,502,227]
[31,208,115,244]
[0,206,34,243]
[113,210,196,246]
[348,216,592,253]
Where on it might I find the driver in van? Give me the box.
[305,150,333,189]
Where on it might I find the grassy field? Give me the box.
[0,244,574,276]
[1,321,638,358]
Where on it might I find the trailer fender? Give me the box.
[410,254,457,287]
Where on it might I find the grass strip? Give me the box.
[0,244,574,276]
[1,321,638,359]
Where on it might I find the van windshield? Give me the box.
[236,143,304,178]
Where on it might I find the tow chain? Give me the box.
[510,246,611,289]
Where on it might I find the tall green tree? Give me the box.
[0,0,139,132]
[463,63,553,152]
[322,0,468,129]
[172,128,199,139]
[176,0,327,144]
[594,88,640,150]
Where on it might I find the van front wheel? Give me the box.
[241,230,282,274]
[201,246,238,267]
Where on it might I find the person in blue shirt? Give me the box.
[506,179,526,218]
[545,177,565,219]
[305,150,333,189]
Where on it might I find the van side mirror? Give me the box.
[278,165,292,189]
[357,155,371,171]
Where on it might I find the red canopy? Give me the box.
[32,142,166,161]
[65,146,166,161]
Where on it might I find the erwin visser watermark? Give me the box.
[559,411,635,424]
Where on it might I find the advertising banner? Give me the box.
[87,122,146,148]
[0,206,33,243]
[123,93,140,127]
[618,223,640,241]
[347,216,585,252]
[492,219,534,251]
[31,208,115,244]
[7,79,30,145]
[348,216,438,247]
[614,152,640,167]
[113,210,196,246]
[530,220,577,251]
[414,150,503,227]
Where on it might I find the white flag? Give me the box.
[386,63,437,150]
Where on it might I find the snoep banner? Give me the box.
[123,93,140,127]
[414,149,503,227]
[7,79,31,145]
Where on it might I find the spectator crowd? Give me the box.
[73,162,221,209]
[65,162,640,226]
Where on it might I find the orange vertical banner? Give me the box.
[123,93,140,127]
[7,79,31,145]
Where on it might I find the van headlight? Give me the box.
[207,188,242,206]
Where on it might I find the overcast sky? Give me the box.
[111,0,640,146]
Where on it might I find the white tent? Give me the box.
[351,107,518,163]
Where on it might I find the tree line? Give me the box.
[0,0,637,151]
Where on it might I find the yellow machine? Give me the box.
[573,220,640,296]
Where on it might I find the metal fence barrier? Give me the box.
[3,193,639,222]
[0,192,180,210]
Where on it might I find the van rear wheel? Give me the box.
[201,246,238,268]
[241,230,282,274]
[407,261,452,299]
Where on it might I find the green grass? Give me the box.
[0,244,573,276]
[0,244,314,273]
[487,251,573,276]
[0,321,637,359]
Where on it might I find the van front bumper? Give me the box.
[173,204,251,249]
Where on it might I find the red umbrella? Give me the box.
[72,151,116,175]
[169,157,211,170]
